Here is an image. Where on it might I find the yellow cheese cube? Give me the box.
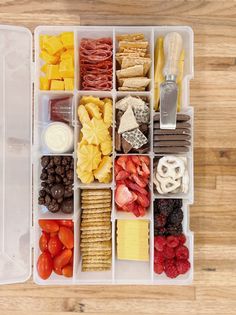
[46,65,61,80]
[59,59,74,78]
[40,63,48,74]
[44,35,64,55]
[50,80,65,90]
[64,78,74,90]
[60,49,74,61]
[60,32,74,49]
[40,77,50,90]
[40,50,59,65]
[39,35,50,50]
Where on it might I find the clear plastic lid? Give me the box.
[0,25,32,284]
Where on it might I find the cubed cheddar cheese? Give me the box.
[60,32,74,49]
[46,65,61,80]
[40,50,59,65]
[39,35,50,50]
[40,63,48,74]
[44,35,64,55]
[59,59,74,78]
[50,80,65,90]
[60,49,74,61]
[40,77,50,90]
[64,78,74,90]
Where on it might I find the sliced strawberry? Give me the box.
[116,180,126,186]
[130,156,141,165]
[117,156,128,170]
[115,161,123,175]
[126,159,137,174]
[116,170,130,181]
[122,202,135,213]
[136,191,150,208]
[132,174,147,188]
[137,205,146,216]
[139,156,150,166]
[132,203,141,217]
[115,184,134,207]
[125,180,148,195]
[141,162,150,176]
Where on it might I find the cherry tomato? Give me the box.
[58,227,74,249]
[37,251,53,280]
[39,220,59,233]
[58,220,73,229]
[50,232,58,237]
[69,251,74,265]
[53,249,72,275]
[39,232,49,252]
[48,235,63,257]
[62,264,73,277]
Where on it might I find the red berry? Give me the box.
[175,245,189,260]
[166,235,179,248]
[178,234,186,245]
[154,236,166,251]
[155,250,164,264]
[156,214,167,227]
[154,262,164,274]
[164,260,179,278]
[176,259,191,274]
[163,245,175,259]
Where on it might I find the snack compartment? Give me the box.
[74,188,113,283]
[114,27,154,93]
[34,218,76,285]
[77,26,114,92]
[152,199,193,284]
[114,93,153,155]
[75,91,114,187]
[114,219,152,283]
[153,26,194,111]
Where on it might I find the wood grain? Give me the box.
[0,0,236,314]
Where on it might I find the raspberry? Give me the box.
[154,236,166,251]
[163,245,175,259]
[156,214,167,227]
[176,259,191,274]
[164,260,179,278]
[154,262,164,274]
[176,245,189,260]
[154,250,164,274]
[178,234,186,245]
[166,235,179,248]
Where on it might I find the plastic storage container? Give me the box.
[0,25,194,285]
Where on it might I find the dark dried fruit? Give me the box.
[55,166,65,175]
[166,224,183,236]
[173,199,182,209]
[39,190,46,197]
[66,170,73,180]
[48,203,60,213]
[53,156,62,165]
[156,214,167,227]
[168,208,183,225]
[45,194,51,206]
[40,172,48,181]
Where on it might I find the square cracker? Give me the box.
[82,266,111,272]
[80,235,111,243]
[82,251,111,258]
[81,199,111,205]
[80,225,111,232]
[82,203,111,209]
[81,189,111,196]
[116,33,144,42]
[81,217,110,224]
[81,240,111,249]
[82,212,111,219]
[81,230,111,237]
[82,207,111,214]
[81,221,111,228]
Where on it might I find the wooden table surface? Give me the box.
[0,0,236,314]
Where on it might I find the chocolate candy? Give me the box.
[51,184,65,199]
[38,156,74,214]
[153,114,191,154]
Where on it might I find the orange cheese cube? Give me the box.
[40,77,50,90]
[46,65,61,80]
[64,78,74,90]
[40,50,59,65]
[44,35,64,55]
[40,63,48,74]
[59,59,74,78]
[50,80,65,90]
[60,49,74,61]
[39,35,50,50]
[60,32,74,49]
